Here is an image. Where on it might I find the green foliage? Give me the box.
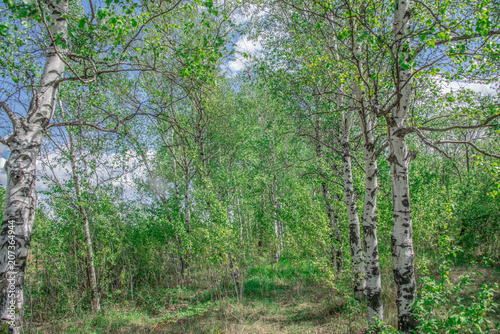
[367,318,399,333]
[414,236,499,333]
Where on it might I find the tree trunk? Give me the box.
[184,173,192,234]
[271,174,283,263]
[340,110,365,299]
[236,196,245,261]
[228,245,240,301]
[388,0,417,330]
[314,120,343,272]
[352,51,384,322]
[321,183,343,272]
[0,127,42,333]
[387,131,417,332]
[362,146,383,323]
[81,215,101,312]
[0,2,68,332]
[387,131,416,332]
[236,197,244,243]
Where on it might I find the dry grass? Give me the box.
[150,292,367,334]
[24,264,500,334]
[25,283,368,334]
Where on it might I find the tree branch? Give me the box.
[415,30,500,56]
[434,140,500,159]
[0,101,21,129]
[48,121,121,133]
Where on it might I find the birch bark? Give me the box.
[184,171,192,234]
[340,109,365,299]
[271,173,283,263]
[259,110,283,262]
[0,2,68,332]
[387,0,417,331]
[329,39,365,294]
[352,45,384,323]
[321,183,343,272]
[360,126,383,324]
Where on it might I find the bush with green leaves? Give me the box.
[367,318,399,333]
[413,236,499,333]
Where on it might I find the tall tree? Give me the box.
[0,2,68,331]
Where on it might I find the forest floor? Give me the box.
[27,287,370,334]
[26,263,500,334]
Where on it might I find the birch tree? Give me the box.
[0,2,68,331]
[352,53,385,324]
[338,107,366,299]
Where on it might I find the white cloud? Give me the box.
[235,35,263,53]
[441,81,498,96]
[228,58,245,72]
[225,35,263,74]
[36,148,148,199]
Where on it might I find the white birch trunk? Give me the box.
[321,183,343,272]
[362,146,383,323]
[340,110,365,299]
[184,173,192,234]
[330,40,365,293]
[351,53,384,323]
[228,244,240,301]
[171,130,180,200]
[359,116,384,323]
[260,114,283,263]
[0,2,68,332]
[237,197,244,243]
[271,173,283,263]
[388,0,417,331]
[68,131,101,312]
[236,196,245,261]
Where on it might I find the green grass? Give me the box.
[25,278,367,333]
[23,262,500,334]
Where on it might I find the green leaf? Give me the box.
[0,22,9,37]
[78,18,86,30]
